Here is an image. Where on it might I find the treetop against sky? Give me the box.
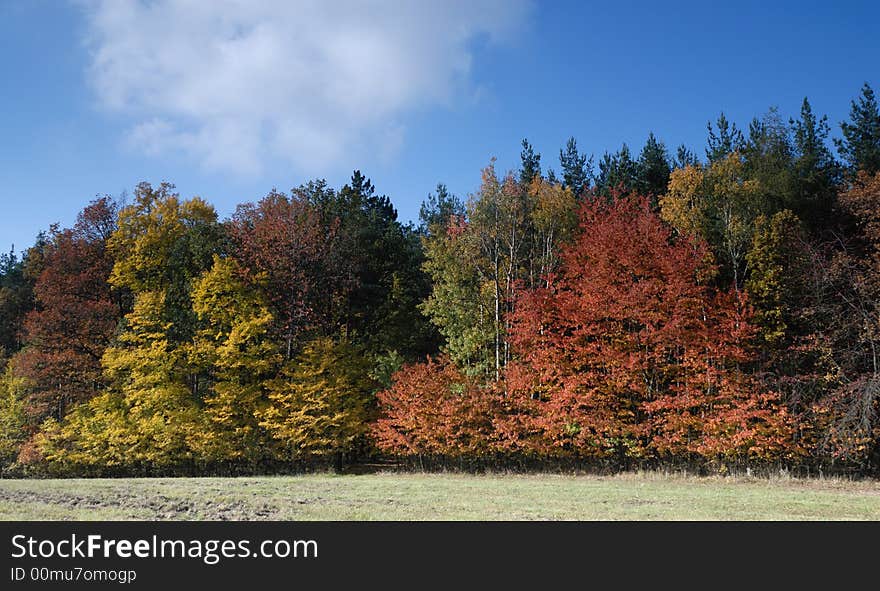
[1,0,878,253]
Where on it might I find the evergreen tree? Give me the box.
[836,82,880,175]
[419,183,464,235]
[559,137,592,196]
[790,97,839,230]
[519,138,542,185]
[706,112,745,162]
[596,144,638,197]
[323,171,436,359]
[673,144,700,169]
[743,107,795,215]
[637,132,672,200]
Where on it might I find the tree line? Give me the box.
[2,83,880,475]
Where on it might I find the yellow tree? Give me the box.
[41,291,202,472]
[258,337,377,470]
[189,255,280,465]
[660,154,762,289]
[528,176,577,288]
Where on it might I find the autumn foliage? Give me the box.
[373,356,499,458]
[3,83,880,475]
[375,196,795,463]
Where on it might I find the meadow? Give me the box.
[1,472,879,520]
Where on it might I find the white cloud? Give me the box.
[79,0,529,175]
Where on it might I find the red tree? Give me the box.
[15,197,121,423]
[227,190,352,359]
[373,356,499,458]
[506,195,793,462]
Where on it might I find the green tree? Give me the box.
[637,132,672,201]
[836,82,880,175]
[319,171,435,359]
[673,144,700,169]
[421,208,496,376]
[743,107,796,214]
[0,237,45,360]
[520,138,542,185]
[596,144,638,197]
[559,137,592,196]
[790,97,840,230]
[419,183,464,235]
[706,112,745,163]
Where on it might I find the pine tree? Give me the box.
[743,107,795,215]
[559,137,592,196]
[706,112,745,163]
[596,144,638,197]
[673,144,700,169]
[790,97,839,229]
[836,83,880,175]
[419,183,464,235]
[637,132,672,200]
[519,138,542,185]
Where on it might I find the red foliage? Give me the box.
[505,195,794,461]
[15,198,120,423]
[227,191,353,356]
[373,357,499,457]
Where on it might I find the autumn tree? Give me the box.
[108,182,222,344]
[660,154,762,289]
[507,195,792,462]
[258,337,377,469]
[0,363,27,469]
[373,356,497,459]
[41,183,223,472]
[228,187,343,359]
[422,162,578,379]
[744,210,810,350]
[526,177,577,289]
[14,197,121,424]
[41,290,203,472]
[810,171,880,463]
[189,255,280,465]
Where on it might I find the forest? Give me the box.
[2,83,880,477]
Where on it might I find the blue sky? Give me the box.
[1,0,878,254]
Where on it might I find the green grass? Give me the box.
[1,472,879,520]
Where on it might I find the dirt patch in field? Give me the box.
[0,488,282,520]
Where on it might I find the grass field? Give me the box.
[1,472,879,520]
